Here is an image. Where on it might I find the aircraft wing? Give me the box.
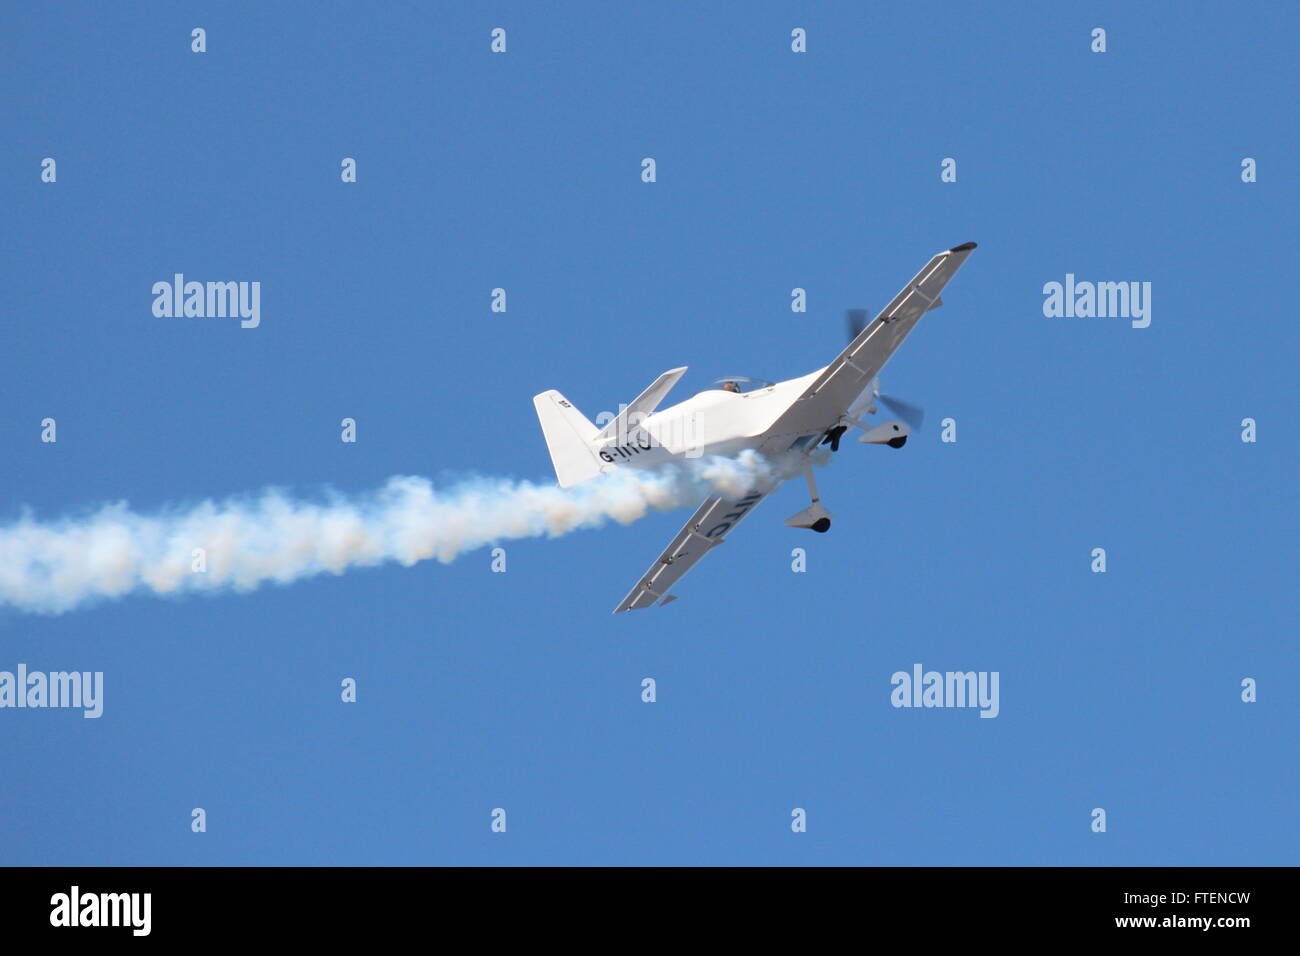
[765,242,977,439]
[613,486,773,612]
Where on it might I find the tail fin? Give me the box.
[533,390,604,488]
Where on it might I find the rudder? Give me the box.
[533,390,604,488]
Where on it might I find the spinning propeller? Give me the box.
[843,309,925,432]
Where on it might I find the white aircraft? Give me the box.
[533,242,978,612]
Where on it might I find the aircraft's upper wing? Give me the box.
[613,486,773,612]
[767,242,977,436]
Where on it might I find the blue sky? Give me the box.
[2,1,1296,865]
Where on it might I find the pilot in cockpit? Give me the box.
[720,381,741,394]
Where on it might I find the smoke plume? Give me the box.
[0,451,782,614]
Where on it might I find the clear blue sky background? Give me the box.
[2,1,1295,865]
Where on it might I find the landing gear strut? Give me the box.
[784,466,833,532]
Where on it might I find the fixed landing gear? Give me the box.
[847,417,909,448]
[785,466,833,532]
[825,420,909,452]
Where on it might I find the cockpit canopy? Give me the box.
[701,376,774,395]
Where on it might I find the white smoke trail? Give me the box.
[0,450,784,615]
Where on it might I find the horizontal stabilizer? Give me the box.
[596,367,688,442]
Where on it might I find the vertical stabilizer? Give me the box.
[532,390,604,488]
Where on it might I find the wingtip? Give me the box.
[950,241,977,252]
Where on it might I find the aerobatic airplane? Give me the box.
[533,241,978,612]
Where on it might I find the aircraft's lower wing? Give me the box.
[613,486,774,612]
